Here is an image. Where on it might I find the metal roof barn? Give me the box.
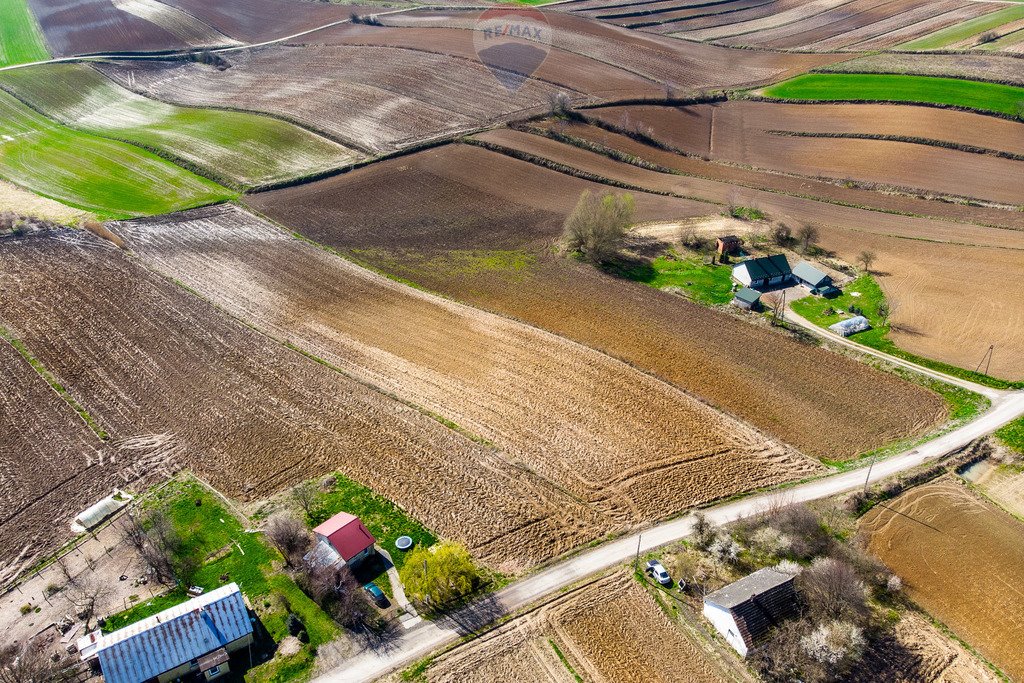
[90,583,252,683]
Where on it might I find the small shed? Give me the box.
[310,512,376,567]
[716,235,741,255]
[703,566,799,657]
[732,255,792,290]
[829,315,871,337]
[792,261,832,291]
[732,287,761,311]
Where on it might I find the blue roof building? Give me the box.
[79,583,253,683]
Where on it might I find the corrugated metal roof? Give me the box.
[734,255,791,281]
[704,567,795,609]
[95,583,252,683]
[734,287,761,304]
[793,261,830,287]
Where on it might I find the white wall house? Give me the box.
[702,566,799,658]
[731,255,792,290]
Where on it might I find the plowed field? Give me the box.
[861,480,1024,680]
[158,0,375,43]
[96,45,576,153]
[424,571,731,682]
[0,228,607,573]
[247,143,947,459]
[822,51,1024,86]
[115,204,821,528]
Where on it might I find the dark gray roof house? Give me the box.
[732,255,792,290]
[702,567,799,657]
[732,287,762,310]
[792,261,833,290]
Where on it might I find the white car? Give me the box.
[645,560,672,586]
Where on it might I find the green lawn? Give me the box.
[103,478,338,682]
[792,275,1023,389]
[0,64,358,190]
[996,417,1024,455]
[0,0,48,67]
[306,472,436,571]
[761,73,1024,118]
[898,6,1024,50]
[0,90,234,218]
[618,252,735,305]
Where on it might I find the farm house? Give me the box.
[792,261,838,296]
[830,316,872,337]
[306,511,377,568]
[732,255,792,290]
[77,583,254,683]
[702,566,799,657]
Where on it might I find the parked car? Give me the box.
[645,560,672,586]
[363,583,387,606]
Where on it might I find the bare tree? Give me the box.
[124,509,188,586]
[772,223,792,246]
[298,563,377,631]
[563,190,635,265]
[763,292,785,325]
[797,224,820,253]
[798,558,869,624]
[291,480,319,517]
[265,513,312,567]
[857,250,876,273]
[66,574,110,631]
[0,641,77,683]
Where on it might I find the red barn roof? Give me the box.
[313,512,376,562]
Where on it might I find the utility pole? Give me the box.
[863,454,876,496]
[975,344,994,375]
[634,534,642,570]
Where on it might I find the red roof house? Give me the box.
[312,512,376,566]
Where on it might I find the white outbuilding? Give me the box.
[703,566,799,657]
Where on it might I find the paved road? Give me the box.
[318,383,1024,682]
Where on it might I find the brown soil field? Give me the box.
[0,227,608,574]
[158,0,378,43]
[574,108,1024,229]
[804,0,969,50]
[479,124,1024,378]
[115,203,821,527]
[424,571,734,683]
[670,0,852,41]
[291,23,665,100]
[26,0,232,57]
[822,51,1024,86]
[971,457,1024,519]
[862,479,1024,680]
[247,143,948,459]
[604,0,777,29]
[0,334,125,582]
[96,45,577,153]
[850,611,999,683]
[650,0,816,34]
[380,8,845,89]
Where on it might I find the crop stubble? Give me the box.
[0,228,606,573]
[115,204,821,530]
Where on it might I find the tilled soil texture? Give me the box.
[849,611,999,683]
[26,0,234,57]
[0,229,608,573]
[247,143,947,460]
[0,332,133,583]
[95,45,580,154]
[378,8,845,88]
[822,51,1024,86]
[474,123,1024,380]
[861,480,1024,680]
[115,204,822,535]
[425,571,733,682]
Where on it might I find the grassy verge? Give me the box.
[0,0,48,67]
[549,639,584,682]
[305,472,437,571]
[791,274,1023,389]
[760,73,1024,119]
[614,252,734,305]
[995,416,1024,454]
[898,6,1024,50]
[101,477,338,682]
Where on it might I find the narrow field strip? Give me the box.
[0,64,361,189]
[898,4,1024,49]
[0,89,234,218]
[0,0,48,67]
[760,73,1024,117]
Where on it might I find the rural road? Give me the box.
[318,385,1024,682]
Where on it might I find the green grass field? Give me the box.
[0,64,359,190]
[761,73,1024,118]
[978,27,1024,50]
[0,89,234,218]
[996,417,1024,454]
[0,0,49,67]
[618,253,735,306]
[898,6,1024,50]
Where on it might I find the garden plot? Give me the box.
[0,89,233,218]
[0,64,359,189]
[248,143,948,460]
[97,45,577,153]
[423,571,729,682]
[115,203,822,526]
[862,480,1024,680]
[0,227,604,573]
[25,0,229,56]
